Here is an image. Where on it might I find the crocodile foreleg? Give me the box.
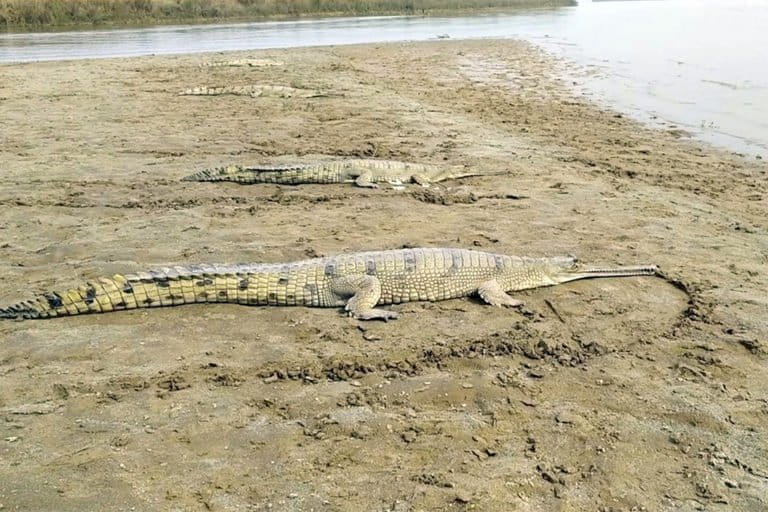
[477,280,524,307]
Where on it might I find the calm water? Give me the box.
[1,0,766,155]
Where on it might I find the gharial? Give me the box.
[200,58,284,68]
[178,85,329,98]
[182,159,493,188]
[0,248,657,321]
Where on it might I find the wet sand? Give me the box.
[0,40,766,511]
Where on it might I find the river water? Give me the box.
[1,0,766,155]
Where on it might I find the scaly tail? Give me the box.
[182,165,245,182]
[0,265,266,320]
[182,163,332,184]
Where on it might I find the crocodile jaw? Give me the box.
[551,265,659,285]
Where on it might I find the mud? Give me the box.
[0,40,766,511]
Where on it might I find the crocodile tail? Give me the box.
[179,86,211,95]
[182,165,245,182]
[182,164,326,184]
[0,275,140,320]
[0,301,44,319]
[0,266,250,320]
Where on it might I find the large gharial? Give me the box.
[0,248,657,321]
[182,159,492,188]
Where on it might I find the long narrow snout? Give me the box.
[555,265,658,284]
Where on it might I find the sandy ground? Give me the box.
[0,39,766,511]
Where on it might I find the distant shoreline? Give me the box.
[0,0,574,30]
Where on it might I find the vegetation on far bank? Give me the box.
[0,0,574,28]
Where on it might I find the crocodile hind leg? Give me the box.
[331,275,398,321]
[354,171,378,188]
[410,174,433,187]
[477,280,523,308]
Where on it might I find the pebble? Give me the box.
[537,465,556,483]
[723,479,740,489]
[455,492,472,504]
[401,431,417,443]
[4,436,19,443]
[462,383,474,389]
[52,383,69,399]
[470,448,488,461]
[555,411,577,425]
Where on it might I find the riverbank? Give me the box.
[0,40,766,511]
[0,0,573,28]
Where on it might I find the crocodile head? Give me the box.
[444,165,510,181]
[544,256,658,285]
[443,164,477,180]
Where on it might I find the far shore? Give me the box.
[0,0,574,30]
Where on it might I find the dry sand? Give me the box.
[0,39,766,511]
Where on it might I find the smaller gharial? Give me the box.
[200,58,284,68]
[182,159,491,188]
[178,85,329,98]
[0,248,658,322]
